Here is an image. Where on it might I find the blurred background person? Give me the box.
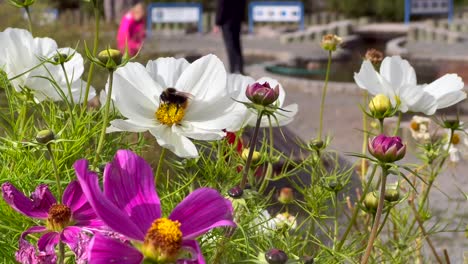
[215,0,247,74]
[117,1,146,56]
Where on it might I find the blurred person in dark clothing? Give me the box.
[215,0,246,74]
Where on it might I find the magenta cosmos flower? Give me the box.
[74,150,236,263]
[368,134,406,163]
[2,181,101,263]
[245,81,280,106]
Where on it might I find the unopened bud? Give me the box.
[245,82,280,106]
[365,48,384,65]
[369,94,391,117]
[98,49,122,66]
[228,186,244,199]
[364,192,379,213]
[278,187,294,204]
[265,249,288,264]
[36,130,55,144]
[384,188,400,202]
[241,148,261,163]
[320,34,342,52]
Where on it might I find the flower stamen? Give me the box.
[143,218,182,263]
[46,204,72,231]
[451,133,460,145]
[156,103,185,126]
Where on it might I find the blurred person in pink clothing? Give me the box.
[117,2,146,56]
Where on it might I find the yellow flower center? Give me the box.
[155,103,185,126]
[142,218,183,263]
[451,133,460,145]
[46,204,72,231]
[410,121,420,131]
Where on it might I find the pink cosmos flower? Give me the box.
[74,150,236,263]
[245,81,280,106]
[368,135,406,163]
[2,181,101,263]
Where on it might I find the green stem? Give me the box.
[333,190,339,250]
[240,112,263,189]
[336,165,378,250]
[155,148,166,184]
[58,241,65,264]
[18,102,27,141]
[268,117,274,158]
[361,91,369,180]
[392,112,402,136]
[24,6,33,35]
[318,50,332,140]
[361,166,388,264]
[407,129,454,235]
[93,70,114,168]
[83,4,101,108]
[379,118,385,134]
[60,63,75,108]
[376,209,391,237]
[47,144,62,201]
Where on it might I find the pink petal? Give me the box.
[37,231,60,252]
[169,188,236,240]
[62,180,102,227]
[2,182,56,219]
[16,226,56,264]
[74,159,146,241]
[103,150,161,236]
[61,227,91,264]
[88,233,143,264]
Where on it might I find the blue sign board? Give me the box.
[248,1,304,33]
[147,3,203,36]
[405,0,454,24]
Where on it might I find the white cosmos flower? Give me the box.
[228,73,298,127]
[444,127,468,163]
[354,56,465,115]
[107,54,246,158]
[0,28,95,103]
[409,115,432,141]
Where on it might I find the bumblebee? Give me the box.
[159,88,192,110]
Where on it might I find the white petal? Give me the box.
[146,57,189,88]
[107,119,152,133]
[380,56,417,89]
[174,122,225,141]
[423,74,466,109]
[175,54,227,101]
[228,73,255,102]
[112,70,158,122]
[399,85,438,114]
[149,125,198,158]
[264,103,298,127]
[50,48,84,84]
[33,36,58,58]
[114,62,163,102]
[354,60,390,96]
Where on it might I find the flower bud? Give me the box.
[368,135,406,163]
[364,192,379,213]
[36,130,55,144]
[384,188,400,202]
[245,82,280,106]
[278,187,294,204]
[227,186,243,199]
[98,48,122,66]
[265,249,288,264]
[53,53,70,64]
[309,139,324,151]
[365,48,384,65]
[443,119,462,130]
[241,148,261,163]
[320,34,342,52]
[369,94,391,118]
